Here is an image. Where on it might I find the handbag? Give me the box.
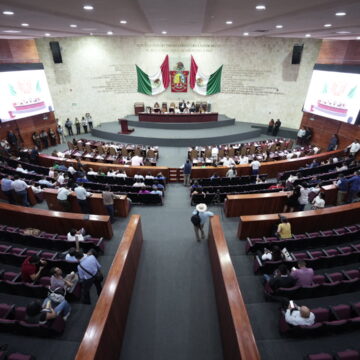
[48,287,65,304]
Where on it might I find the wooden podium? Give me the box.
[118,119,134,134]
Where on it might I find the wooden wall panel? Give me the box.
[0,39,39,63]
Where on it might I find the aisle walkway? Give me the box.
[119,184,223,360]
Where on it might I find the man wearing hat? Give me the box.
[192,203,214,242]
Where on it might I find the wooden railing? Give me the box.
[0,202,113,239]
[208,215,260,360]
[75,214,143,360]
[237,202,360,239]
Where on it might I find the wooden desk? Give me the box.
[321,184,338,205]
[139,112,218,123]
[190,149,344,179]
[42,189,130,218]
[76,215,143,360]
[0,202,113,239]
[38,154,170,179]
[208,216,260,360]
[224,192,290,217]
[0,187,37,207]
[237,202,360,239]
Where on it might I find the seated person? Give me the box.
[65,247,84,262]
[291,260,314,286]
[145,172,154,179]
[190,102,196,113]
[21,255,47,282]
[153,180,164,191]
[153,102,160,112]
[67,228,89,242]
[139,186,150,194]
[150,185,163,196]
[156,172,166,180]
[134,172,145,180]
[261,245,283,262]
[311,192,325,209]
[39,176,55,187]
[276,216,292,239]
[16,164,28,173]
[133,180,145,187]
[226,167,236,178]
[50,267,78,293]
[265,264,296,291]
[285,302,315,326]
[239,155,249,164]
[26,298,71,323]
[116,170,127,178]
[210,173,219,180]
[222,156,235,167]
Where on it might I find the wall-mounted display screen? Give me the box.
[0,63,54,122]
[303,64,360,124]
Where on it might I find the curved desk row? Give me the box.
[139,112,218,123]
[237,202,360,239]
[0,202,113,239]
[42,188,130,218]
[76,215,143,360]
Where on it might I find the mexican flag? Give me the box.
[190,56,222,96]
[136,55,170,95]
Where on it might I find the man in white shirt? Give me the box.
[87,168,98,176]
[12,176,29,207]
[57,173,65,185]
[133,181,145,187]
[251,160,261,175]
[68,165,77,176]
[116,171,127,178]
[131,155,144,166]
[57,186,72,212]
[211,147,219,160]
[74,184,91,214]
[39,176,55,188]
[16,165,28,173]
[298,184,310,211]
[285,304,315,327]
[239,155,249,164]
[222,156,235,167]
[134,173,144,180]
[348,139,360,157]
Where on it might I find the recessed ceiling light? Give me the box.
[21,23,29,27]
[45,33,51,37]
[120,20,127,24]
[337,31,351,34]
[335,12,346,16]
[255,5,266,10]
[90,33,93,36]
[70,24,77,28]
[107,31,113,35]
[83,5,94,10]
[243,32,249,36]
[357,36,360,40]
[226,20,233,25]
[324,24,332,27]
[305,34,311,37]
[2,10,14,15]
[162,31,167,34]
[276,25,283,29]
[3,30,21,33]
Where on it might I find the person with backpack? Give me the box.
[191,203,214,242]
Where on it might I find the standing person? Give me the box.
[40,130,49,148]
[251,159,261,176]
[267,119,275,134]
[272,119,281,136]
[327,134,339,151]
[76,250,102,304]
[57,186,72,212]
[7,130,18,149]
[191,203,214,242]
[347,171,360,203]
[335,174,348,205]
[297,183,310,211]
[65,118,73,136]
[297,127,306,145]
[85,113,93,129]
[11,176,29,206]
[32,132,41,148]
[1,175,15,204]
[81,117,88,133]
[102,185,115,223]
[304,127,313,145]
[347,139,360,157]
[75,118,81,135]
[74,183,91,213]
[57,124,65,144]
[183,159,192,186]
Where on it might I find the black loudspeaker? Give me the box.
[291,45,303,65]
[49,41,63,64]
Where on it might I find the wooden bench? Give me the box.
[42,188,130,217]
[75,215,143,360]
[237,202,360,239]
[224,192,290,217]
[0,202,113,239]
[208,215,260,360]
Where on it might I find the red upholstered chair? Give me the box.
[335,349,360,360]
[305,353,333,360]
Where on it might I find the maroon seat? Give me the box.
[8,353,35,360]
[313,307,332,322]
[335,349,360,360]
[14,306,26,321]
[306,352,333,360]
[0,303,14,318]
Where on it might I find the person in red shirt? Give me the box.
[21,255,47,282]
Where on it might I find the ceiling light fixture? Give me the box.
[2,10,14,15]
[357,36,360,40]
[335,12,346,16]
[21,23,29,27]
[305,34,311,37]
[120,20,127,24]
[324,24,332,27]
[3,30,21,33]
[226,21,233,25]
[276,25,283,29]
[44,33,51,37]
[243,32,249,36]
[162,31,167,34]
[255,5,266,10]
[70,24,77,28]
[337,31,350,34]
[90,33,93,36]
[107,31,113,35]
[83,5,94,10]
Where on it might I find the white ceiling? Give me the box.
[0,0,359,39]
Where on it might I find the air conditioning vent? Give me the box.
[254,29,268,32]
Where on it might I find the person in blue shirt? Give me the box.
[192,203,214,242]
[1,175,15,204]
[347,171,360,203]
[335,174,348,205]
[183,159,192,186]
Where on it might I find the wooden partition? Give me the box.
[0,202,113,239]
[38,154,170,179]
[208,215,260,360]
[237,202,360,239]
[0,187,37,207]
[321,184,338,205]
[224,192,290,217]
[190,149,344,179]
[75,215,143,360]
[42,188,130,217]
